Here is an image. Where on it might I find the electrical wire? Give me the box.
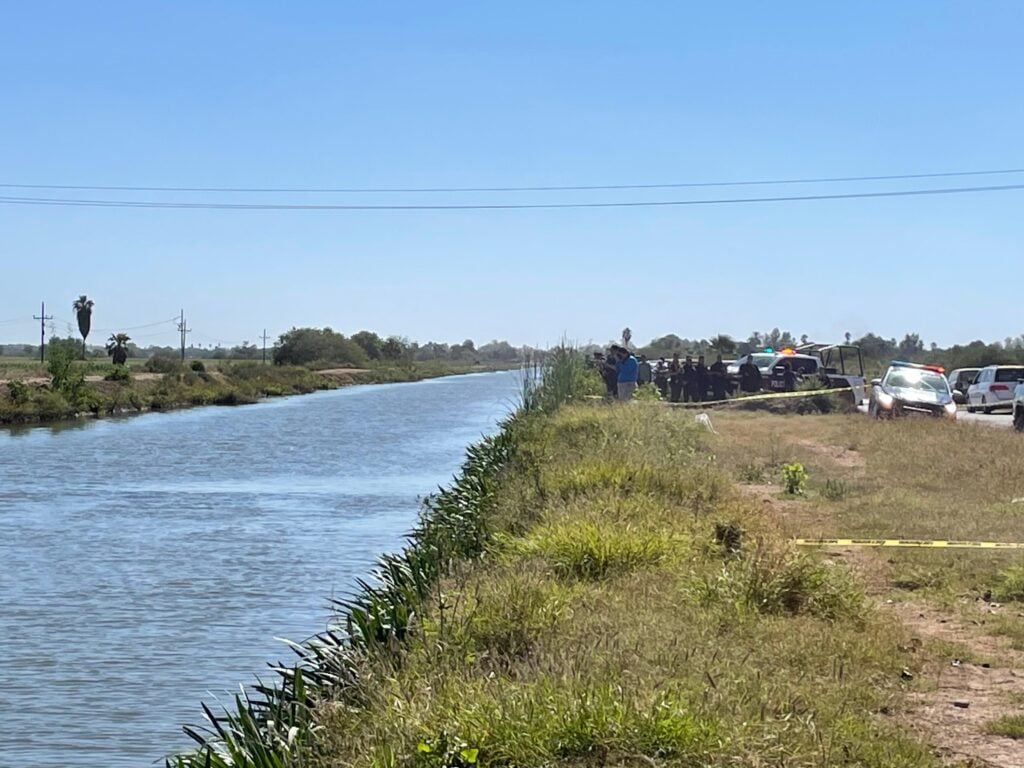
[92,316,181,333]
[1,167,1023,193]
[0,183,1023,210]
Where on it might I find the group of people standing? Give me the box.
[594,347,732,402]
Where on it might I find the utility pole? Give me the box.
[177,309,191,361]
[32,301,53,363]
[259,329,269,364]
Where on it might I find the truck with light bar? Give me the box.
[726,343,866,402]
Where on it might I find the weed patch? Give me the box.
[984,714,1024,739]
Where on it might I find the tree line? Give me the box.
[271,328,528,367]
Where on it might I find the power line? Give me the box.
[1,167,1023,193]
[0,183,1023,211]
[91,316,180,333]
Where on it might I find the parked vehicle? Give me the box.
[966,365,1024,414]
[803,343,867,404]
[726,351,788,378]
[1013,379,1024,431]
[868,361,957,420]
[946,367,980,405]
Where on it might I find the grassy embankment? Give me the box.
[0,357,517,426]
[173,353,958,768]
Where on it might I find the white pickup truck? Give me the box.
[1014,379,1024,431]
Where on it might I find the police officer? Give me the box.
[739,355,762,394]
[710,354,728,400]
[682,355,697,403]
[695,355,709,402]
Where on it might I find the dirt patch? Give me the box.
[0,372,162,386]
[889,600,1024,767]
[317,367,369,385]
[796,438,865,473]
[317,370,370,387]
[318,367,370,376]
[737,483,836,536]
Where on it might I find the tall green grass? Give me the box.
[520,342,598,414]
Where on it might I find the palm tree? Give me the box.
[621,327,632,348]
[106,332,131,366]
[73,295,94,358]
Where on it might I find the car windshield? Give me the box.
[995,367,1024,382]
[750,354,775,368]
[886,368,948,393]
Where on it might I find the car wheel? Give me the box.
[982,396,994,415]
[967,403,977,413]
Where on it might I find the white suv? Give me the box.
[966,365,1024,414]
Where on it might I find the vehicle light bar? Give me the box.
[890,360,945,374]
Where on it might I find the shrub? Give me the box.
[103,365,132,383]
[782,462,807,495]
[145,354,183,374]
[47,342,83,395]
[992,562,1024,602]
[822,478,850,500]
[190,360,206,372]
[7,380,30,404]
[736,462,768,483]
[693,543,864,620]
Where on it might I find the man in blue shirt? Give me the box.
[615,347,639,401]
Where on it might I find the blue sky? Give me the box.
[1,2,1021,350]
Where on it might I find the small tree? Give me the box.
[73,295,94,358]
[381,336,406,361]
[708,334,736,355]
[106,333,131,366]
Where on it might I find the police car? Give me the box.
[727,348,821,390]
[868,361,957,420]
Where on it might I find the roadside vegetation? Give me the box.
[170,350,950,768]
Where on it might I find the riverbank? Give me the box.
[173,355,957,767]
[311,403,940,766]
[0,360,519,427]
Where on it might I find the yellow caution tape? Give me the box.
[664,386,854,408]
[586,385,858,408]
[795,538,1024,550]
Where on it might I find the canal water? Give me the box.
[0,371,521,767]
